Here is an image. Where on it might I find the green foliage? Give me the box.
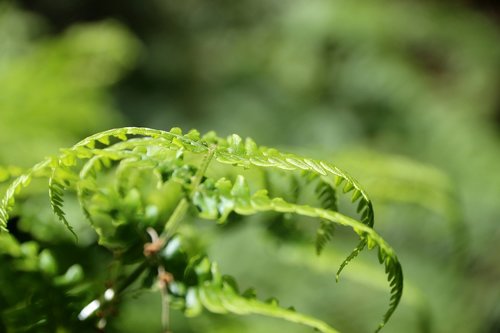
[0,232,91,332]
[0,5,138,166]
[0,127,402,332]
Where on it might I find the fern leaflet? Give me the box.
[48,169,77,240]
[315,178,338,254]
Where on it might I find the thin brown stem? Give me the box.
[158,265,172,333]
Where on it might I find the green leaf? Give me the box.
[38,249,58,276]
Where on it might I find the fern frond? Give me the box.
[336,240,366,281]
[315,179,338,212]
[279,242,430,332]
[194,175,402,331]
[187,258,340,333]
[334,149,468,261]
[0,127,402,331]
[316,219,335,255]
[71,127,207,154]
[255,196,401,332]
[211,134,376,278]
[0,159,52,231]
[315,178,338,254]
[48,169,77,240]
[211,135,374,227]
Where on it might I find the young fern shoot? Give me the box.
[0,127,403,333]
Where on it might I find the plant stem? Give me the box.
[115,261,149,295]
[162,198,189,241]
[161,145,215,240]
[109,145,217,331]
[190,144,215,192]
[158,265,171,333]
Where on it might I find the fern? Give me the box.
[333,149,467,260]
[48,168,78,240]
[185,256,340,333]
[0,127,402,333]
[194,175,402,332]
[0,159,50,231]
[316,219,336,255]
[211,134,377,285]
[278,241,431,332]
[315,178,338,254]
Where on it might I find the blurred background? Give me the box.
[1,0,500,332]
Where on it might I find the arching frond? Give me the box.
[209,134,376,278]
[193,175,402,332]
[0,127,402,332]
[0,159,52,230]
[186,257,340,333]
